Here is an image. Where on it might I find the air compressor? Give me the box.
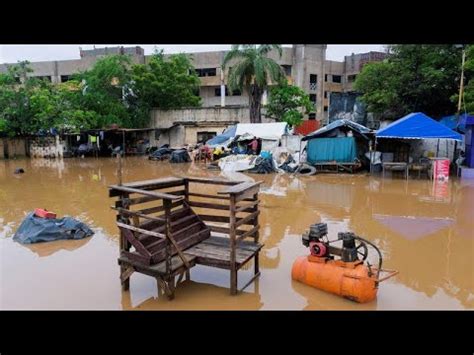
[291,223,398,303]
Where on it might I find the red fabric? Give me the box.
[295,120,320,136]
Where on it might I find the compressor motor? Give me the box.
[292,222,398,303]
[302,223,370,264]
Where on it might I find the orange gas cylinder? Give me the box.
[292,255,378,303]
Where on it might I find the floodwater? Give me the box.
[0,156,473,310]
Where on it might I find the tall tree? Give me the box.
[354,44,463,120]
[131,50,201,109]
[265,81,313,127]
[223,45,285,123]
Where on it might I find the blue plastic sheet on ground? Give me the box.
[307,137,357,164]
[13,212,94,244]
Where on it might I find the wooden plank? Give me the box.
[119,254,196,275]
[112,207,166,223]
[188,192,230,200]
[188,201,230,211]
[237,225,260,241]
[115,194,160,207]
[121,250,150,265]
[185,176,241,186]
[150,228,211,263]
[235,211,260,227]
[218,181,262,195]
[198,214,230,223]
[109,185,184,200]
[207,224,247,235]
[235,186,260,202]
[235,200,259,213]
[171,214,198,230]
[117,222,165,239]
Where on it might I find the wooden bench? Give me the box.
[109,176,263,299]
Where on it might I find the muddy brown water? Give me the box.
[1,157,473,310]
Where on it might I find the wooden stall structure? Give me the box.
[109,176,263,300]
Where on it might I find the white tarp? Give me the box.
[235,122,288,141]
[218,154,258,172]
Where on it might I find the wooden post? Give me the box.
[253,192,260,276]
[122,130,126,156]
[163,199,172,276]
[117,153,123,186]
[229,194,237,295]
[184,178,189,204]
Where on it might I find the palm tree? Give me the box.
[223,45,285,123]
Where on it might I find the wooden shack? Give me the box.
[109,176,263,299]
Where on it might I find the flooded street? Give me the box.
[1,156,473,310]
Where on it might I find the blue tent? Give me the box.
[206,125,237,146]
[376,112,463,141]
[439,113,473,134]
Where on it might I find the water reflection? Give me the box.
[0,157,472,309]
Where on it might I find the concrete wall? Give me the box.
[29,136,65,158]
[199,86,248,107]
[150,106,252,130]
[0,138,27,159]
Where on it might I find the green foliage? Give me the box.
[223,45,285,123]
[266,81,313,127]
[460,45,474,114]
[0,51,202,136]
[354,45,463,119]
[131,50,201,110]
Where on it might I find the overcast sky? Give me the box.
[0,45,386,64]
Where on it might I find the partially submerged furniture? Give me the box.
[109,176,263,299]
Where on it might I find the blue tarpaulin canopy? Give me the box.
[206,125,237,147]
[376,112,463,141]
[302,119,373,141]
[439,113,474,134]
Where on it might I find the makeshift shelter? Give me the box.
[439,113,474,134]
[206,125,237,148]
[302,119,374,171]
[375,112,463,179]
[376,113,463,141]
[206,122,289,151]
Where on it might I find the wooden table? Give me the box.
[382,162,409,180]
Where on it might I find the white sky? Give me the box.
[0,45,386,64]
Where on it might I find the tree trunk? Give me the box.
[249,85,263,123]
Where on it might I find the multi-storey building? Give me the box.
[0,45,387,121]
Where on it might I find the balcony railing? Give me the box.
[309,83,317,91]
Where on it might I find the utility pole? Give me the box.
[456,46,466,122]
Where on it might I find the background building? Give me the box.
[0,45,387,123]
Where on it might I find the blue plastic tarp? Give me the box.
[307,137,357,164]
[439,113,474,133]
[206,125,237,146]
[376,112,463,141]
[302,119,372,141]
[13,212,94,244]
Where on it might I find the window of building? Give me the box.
[215,86,241,96]
[195,68,217,77]
[308,113,316,120]
[324,91,328,99]
[309,74,317,90]
[60,75,70,82]
[309,94,317,103]
[324,106,328,112]
[325,74,328,82]
[282,65,292,76]
[197,131,216,144]
[332,75,342,83]
[347,74,357,82]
